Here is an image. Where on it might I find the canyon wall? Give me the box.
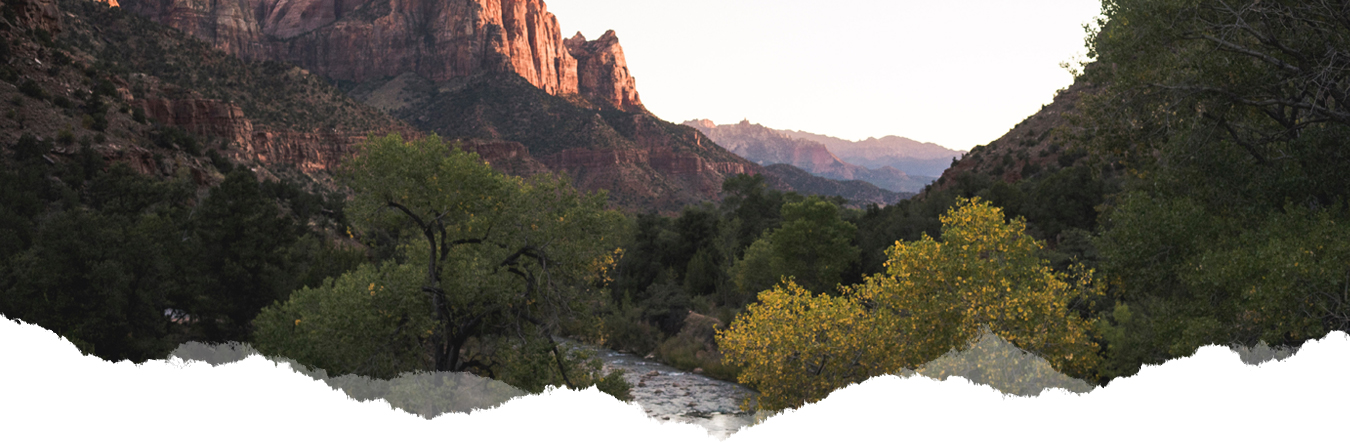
[121,0,642,110]
[137,98,410,173]
[8,0,63,34]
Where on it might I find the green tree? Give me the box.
[719,174,787,257]
[1081,0,1350,377]
[177,169,302,343]
[253,134,629,395]
[730,196,859,295]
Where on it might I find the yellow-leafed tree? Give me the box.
[718,197,1101,410]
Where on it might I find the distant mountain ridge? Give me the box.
[762,164,912,207]
[775,129,963,178]
[683,119,937,193]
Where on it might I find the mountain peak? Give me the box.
[685,120,935,193]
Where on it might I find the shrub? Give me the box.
[601,301,662,356]
[88,113,108,132]
[18,80,47,99]
[206,149,233,173]
[56,128,75,145]
[1022,162,1042,177]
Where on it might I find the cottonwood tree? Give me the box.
[718,198,1100,410]
[730,196,859,297]
[253,134,628,394]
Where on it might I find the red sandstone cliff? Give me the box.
[137,97,414,173]
[462,140,551,177]
[565,30,643,112]
[121,0,641,110]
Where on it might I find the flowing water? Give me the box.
[562,340,758,440]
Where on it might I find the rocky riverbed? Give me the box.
[562,341,758,440]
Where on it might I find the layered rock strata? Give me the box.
[565,31,643,112]
[121,0,642,110]
[8,0,63,34]
[136,98,409,173]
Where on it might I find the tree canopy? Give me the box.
[1080,0,1350,378]
[730,196,859,296]
[252,134,630,395]
[718,198,1100,410]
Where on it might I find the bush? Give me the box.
[206,149,233,173]
[152,126,200,155]
[655,312,738,382]
[56,128,75,145]
[1058,147,1087,167]
[12,133,53,162]
[92,79,117,99]
[18,80,47,99]
[89,113,108,132]
[33,28,52,47]
[601,300,662,356]
[1022,162,1042,177]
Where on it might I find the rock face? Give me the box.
[8,0,63,34]
[685,119,935,193]
[138,98,253,145]
[121,0,641,110]
[137,98,410,173]
[691,119,853,176]
[566,31,643,112]
[462,140,551,177]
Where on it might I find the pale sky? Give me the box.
[546,0,1103,152]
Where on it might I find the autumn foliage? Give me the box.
[717,198,1101,410]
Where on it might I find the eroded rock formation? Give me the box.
[8,0,63,34]
[566,30,643,112]
[121,0,641,110]
[136,97,411,173]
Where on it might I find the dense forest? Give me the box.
[2,0,1349,413]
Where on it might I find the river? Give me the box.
[561,340,759,440]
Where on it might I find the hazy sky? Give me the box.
[546,0,1103,151]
